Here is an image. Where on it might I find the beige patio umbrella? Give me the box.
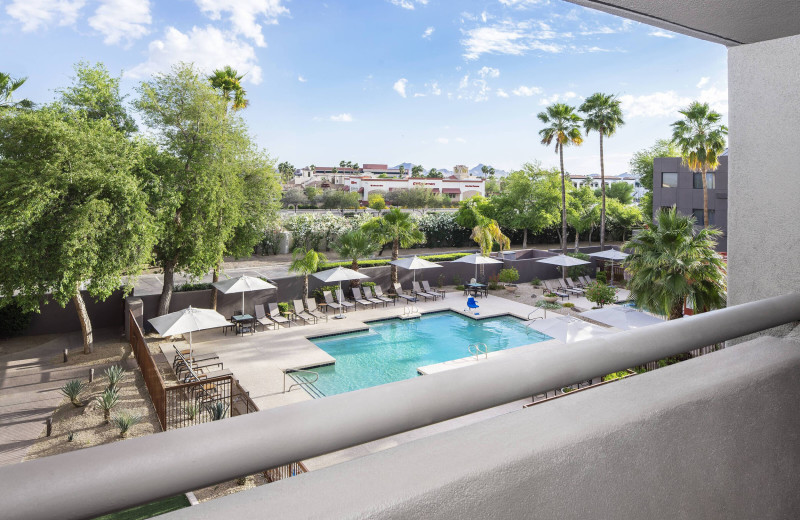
[148,306,231,358]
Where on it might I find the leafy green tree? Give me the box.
[396,187,432,210]
[485,176,501,197]
[368,193,386,212]
[493,162,561,248]
[671,101,728,228]
[584,282,617,308]
[322,190,360,212]
[624,207,726,319]
[411,164,425,177]
[282,187,308,209]
[567,185,599,251]
[629,138,679,219]
[334,230,380,287]
[454,195,509,271]
[398,164,405,176]
[606,199,642,241]
[0,72,33,110]
[538,103,583,259]
[305,186,322,206]
[57,61,136,134]
[289,248,328,308]
[0,108,156,353]
[427,168,442,178]
[278,161,296,183]
[362,209,425,283]
[605,182,634,204]
[580,93,625,251]
[207,66,249,112]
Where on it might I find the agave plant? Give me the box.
[95,388,119,423]
[206,401,229,421]
[184,401,201,421]
[60,379,88,407]
[110,410,142,438]
[66,431,75,442]
[104,365,126,391]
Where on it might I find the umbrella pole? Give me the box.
[335,281,345,319]
[189,330,193,361]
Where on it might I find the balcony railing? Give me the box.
[1,293,798,520]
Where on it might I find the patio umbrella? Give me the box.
[389,256,442,284]
[579,306,663,331]
[451,253,503,281]
[212,275,277,316]
[536,253,591,280]
[527,315,615,344]
[589,249,630,285]
[312,266,370,319]
[148,306,231,358]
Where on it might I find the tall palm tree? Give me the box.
[623,207,726,320]
[538,103,583,277]
[208,66,249,113]
[671,101,727,228]
[580,93,625,251]
[289,247,328,308]
[362,209,425,284]
[0,73,33,110]
[334,230,379,287]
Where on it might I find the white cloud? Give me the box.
[512,85,542,97]
[537,91,578,105]
[649,29,675,39]
[499,0,544,7]
[436,137,449,144]
[697,76,710,88]
[698,86,728,114]
[6,0,85,32]
[126,26,263,84]
[496,88,509,98]
[619,91,690,118]
[393,78,408,98]
[194,0,289,47]
[329,113,353,122]
[89,0,151,46]
[298,75,307,82]
[455,137,466,143]
[459,74,470,89]
[422,26,434,39]
[478,66,500,78]
[389,0,427,10]
[430,81,441,96]
[413,93,426,97]
[461,21,565,60]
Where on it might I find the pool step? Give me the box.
[290,372,326,399]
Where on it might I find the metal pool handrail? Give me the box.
[283,368,320,393]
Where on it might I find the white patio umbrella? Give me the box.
[589,249,630,285]
[536,253,591,280]
[312,266,370,319]
[390,255,442,284]
[451,253,503,281]
[527,315,615,344]
[148,306,231,358]
[579,306,663,331]
[212,275,276,316]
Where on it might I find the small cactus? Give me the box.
[95,388,119,423]
[110,410,142,438]
[60,380,88,407]
[104,365,126,391]
[206,401,229,421]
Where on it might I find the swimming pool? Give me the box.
[304,311,553,397]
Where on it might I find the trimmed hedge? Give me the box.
[174,282,214,292]
[316,252,473,272]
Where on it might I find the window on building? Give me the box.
[662,172,678,188]
[692,209,716,226]
[693,172,716,189]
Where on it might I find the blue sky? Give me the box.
[1,0,728,174]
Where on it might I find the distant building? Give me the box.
[652,155,728,252]
[570,173,646,203]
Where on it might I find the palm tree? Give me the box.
[623,207,726,320]
[208,66,249,113]
[671,101,727,228]
[334,230,379,287]
[580,93,625,251]
[0,73,33,110]
[362,209,425,284]
[289,247,328,308]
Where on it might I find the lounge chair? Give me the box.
[335,289,356,312]
[254,304,277,332]
[563,278,585,294]
[371,285,394,305]
[357,286,383,307]
[412,281,437,301]
[543,280,569,301]
[558,278,584,296]
[323,291,344,312]
[392,283,418,304]
[580,275,593,286]
[292,299,318,324]
[172,346,221,378]
[307,300,328,322]
[267,303,292,327]
[422,280,445,299]
[351,287,375,309]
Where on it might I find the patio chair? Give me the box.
[422,280,446,299]
[335,289,356,312]
[172,346,218,369]
[323,291,344,312]
[358,286,384,306]
[351,287,375,309]
[580,275,593,286]
[412,281,437,301]
[254,304,277,331]
[172,346,221,377]
[371,285,394,306]
[563,278,585,294]
[267,303,292,327]
[392,283,418,304]
[465,296,480,315]
[307,300,329,322]
[558,278,584,296]
[543,280,569,301]
[292,300,318,325]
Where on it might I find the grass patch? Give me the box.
[94,495,190,520]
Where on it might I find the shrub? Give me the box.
[111,410,142,438]
[277,302,290,314]
[184,401,201,421]
[544,292,558,298]
[104,365,125,391]
[530,278,542,287]
[437,274,445,288]
[174,282,213,292]
[562,302,575,308]
[602,371,630,382]
[535,300,561,310]
[498,268,520,284]
[258,228,283,256]
[487,274,501,291]
[596,271,607,284]
[60,379,88,407]
[566,252,590,278]
[313,285,340,302]
[206,401,229,421]
[0,301,34,338]
[95,388,119,423]
[66,431,75,442]
[455,285,466,291]
[361,281,376,288]
[585,282,617,308]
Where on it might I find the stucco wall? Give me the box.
[728,34,800,312]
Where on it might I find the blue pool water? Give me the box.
[307,311,552,397]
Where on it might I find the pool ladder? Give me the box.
[468,343,490,360]
[283,368,325,398]
[525,311,543,333]
[403,305,420,316]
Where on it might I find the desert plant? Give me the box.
[487,274,501,290]
[111,410,142,438]
[206,401,229,421]
[530,278,542,287]
[452,274,462,286]
[95,388,120,423]
[535,300,561,310]
[104,365,125,391]
[544,292,558,298]
[60,379,88,407]
[66,431,75,442]
[455,284,466,291]
[437,274,445,288]
[562,302,575,308]
[236,476,248,486]
[184,401,201,421]
[585,282,617,308]
[498,268,520,285]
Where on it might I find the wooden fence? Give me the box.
[129,313,167,430]
[264,462,308,483]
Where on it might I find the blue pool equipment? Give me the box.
[466,297,479,315]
